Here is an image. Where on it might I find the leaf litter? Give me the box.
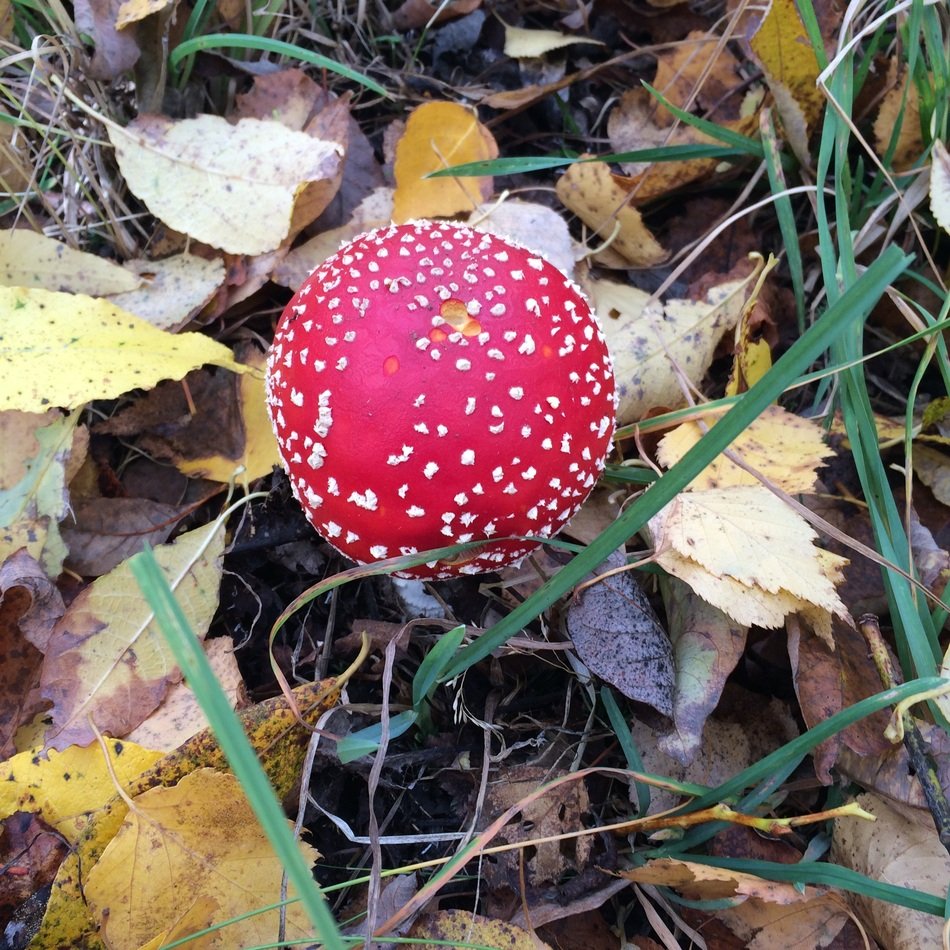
[1,0,949,946]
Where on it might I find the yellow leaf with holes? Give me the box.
[85,769,319,950]
[750,0,823,161]
[392,102,498,222]
[0,286,243,413]
[0,739,163,844]
[656,405,833,493]
[931,139,950,235]
[650,486,849,635]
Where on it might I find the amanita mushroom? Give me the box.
[265,220,616,579]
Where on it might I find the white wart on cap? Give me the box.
[265,220,616,579]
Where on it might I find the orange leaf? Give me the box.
[392,101,498,222]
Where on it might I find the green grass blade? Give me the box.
[169,33,387,95]
[130,547,346,949]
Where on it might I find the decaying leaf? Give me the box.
[749,0,823,161]
[555,159,668,266]
[0,229,142,295]
[832,793,949,948]
[649,487,849,636]
[659,575,747,764]
[392,101,498,221]
[85,769,319,950]
[593,257,764,424]
[126,637,245,752]
[606,87,761,204]
[0,739,164,844]
[656,405,834,493]
[873,60,924,170]
[0,550,64,756]
[0,409,86,576]
[38,520,226,750]
[32,676,341,949]
[0,286,243,413]
[567,549,674,717]
[931,138,950,235]
[110,114,343,254]
[652,31,743,122]
[105,253,226,331]
[409,910,552,950]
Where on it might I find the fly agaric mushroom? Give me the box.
[265,220,616,579]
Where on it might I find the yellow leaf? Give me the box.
[0,286,242,413]
[931,138,950,235]
[503,25,603,58]
[725,255,777,395]
[410,909,553,949]
[115,0,174,28]
[85,769,318,950]
[177,349,280,483]
[0,230,141,294]
[32,677,341,949]
[556,159,668,266]
[41,520,226,750]
[392,101,498,222]
[650,486,849,630]
[109,114,343,254]
[873,60,923,171]
[593,257,764,424]
[656,405,833,493]
[652,31,743,121]
[105,253,226,331]
[0,739,163,844]
[750,0,823,161]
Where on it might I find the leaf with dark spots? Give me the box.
[567,548,674,717]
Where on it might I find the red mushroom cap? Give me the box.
[265,220,616,579]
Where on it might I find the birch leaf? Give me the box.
[109,114,343,254]
[931,138,950,235]
[0,286,243,413]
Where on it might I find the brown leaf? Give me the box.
[0,551,64,756]
[61,497,185,577]
[73,0,140,80]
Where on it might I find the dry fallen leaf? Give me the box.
[0,550,64,757]
[749,0,823,161]
[832,792,948,948]
[110,114,343,254]
[409,910,552,950]
[652,31,744,121]
[0,229,142,294]
[593,258,763,424]
[392,101,498,221]
[105,253,226,331]
[36,520,226,750]
[0,739,164,844]
[656,405,834,493]
[503,25,603,58]
[85,769,319,950]
[873,60,924,171]
[472,198,578,276]
[0,286,243,413]
[556,159,668,266]
[649,486,849,635]
[0,409,86,576]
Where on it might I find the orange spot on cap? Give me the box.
[383,355,400,375]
